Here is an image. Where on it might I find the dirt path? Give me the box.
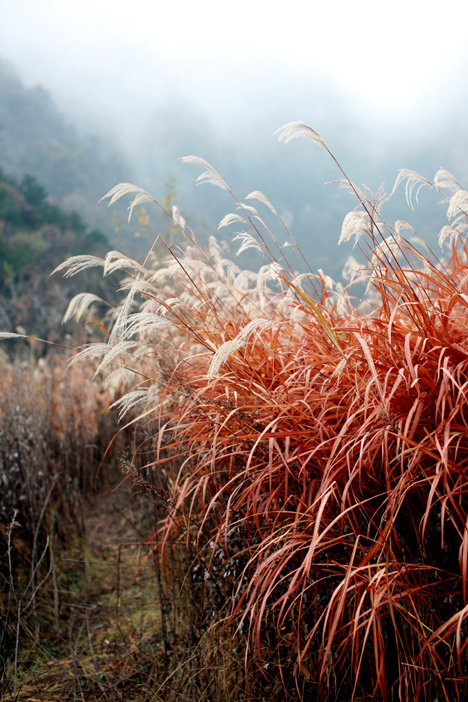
[7,479,163,701]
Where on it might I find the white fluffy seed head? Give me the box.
[171,205,186,230]
[275,122,327,150]
[233,232,262,256]
[180,155,229,191]
[245,190,279,216]
[207,318,275,379]
[342,256,365,283]
[371,235,402,267]
[446,190,468,220]
[52,254,105,278]
[339,211,370,246]
[62,293,106,324]
[433,169,461,193]
[391,169,432,209]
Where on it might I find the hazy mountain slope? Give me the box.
[0,58,130,237]
[0,166,113,348]
[0,56,463,278]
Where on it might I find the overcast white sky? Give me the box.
[1,0,468,135]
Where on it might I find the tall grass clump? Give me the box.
[58,123,468,700]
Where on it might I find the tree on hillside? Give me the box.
[0,168,113,352]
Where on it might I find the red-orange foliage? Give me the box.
[62,129,468,699]
[148,243,468,699]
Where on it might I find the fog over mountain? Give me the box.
[1,1,468,276]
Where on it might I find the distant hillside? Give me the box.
[0,57,130,238]
[0,166,114,350]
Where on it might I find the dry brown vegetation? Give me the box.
[0,354,117,698]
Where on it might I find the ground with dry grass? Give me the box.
[0,356,285,702]
[2,479,163,702]
[3,475,277,702]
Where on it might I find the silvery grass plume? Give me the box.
[54,124,468,402]
[56,128,468,416]
[207,318,277,379]
[55,181,315,416]
[62,293,110,324]
[392,166,468,249]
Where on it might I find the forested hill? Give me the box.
[0,58,130,237]
[0,166,112,351]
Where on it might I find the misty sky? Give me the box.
[2,0,468,138]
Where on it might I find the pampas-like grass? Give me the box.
[59,122,468,700]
